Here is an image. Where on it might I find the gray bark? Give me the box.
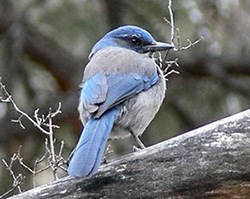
[9,109,250,199]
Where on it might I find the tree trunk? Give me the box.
[10,109,250,199]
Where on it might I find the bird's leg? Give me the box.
[130,130,146,150]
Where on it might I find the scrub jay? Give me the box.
[68,25,174,177]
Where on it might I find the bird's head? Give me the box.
[89,25,174,59]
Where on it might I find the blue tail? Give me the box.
[67,107,120,177]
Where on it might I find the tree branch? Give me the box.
[9,109,250,199]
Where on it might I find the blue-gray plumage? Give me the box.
[68,25,174,177]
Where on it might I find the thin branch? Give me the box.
[1,158,25,194]
[165,0,201,52]
[164,69,180,79]
[16,146,34,174]
[176,28,181,50]
[178,38,202,51]
[48,113,57,180]
[11,115,26,129]
[0,172,24,199]
[0,80,50,135]
[0,183,20,199]
[167,0,175,45]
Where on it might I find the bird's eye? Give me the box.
[131,36,142,45]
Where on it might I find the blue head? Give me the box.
[89,25,174,59]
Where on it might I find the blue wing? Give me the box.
[81,72,159,118]
[81,73,108,113]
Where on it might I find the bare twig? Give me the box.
[56,141,68,171]
[1,157,25,196]
[16,146,34,174]
[157,0,201,82]
[164,59,180,77]
[178,38,202,51]
[0,172,24,199]
[0,79,62,134]
[165,0,201,52]
[0,80,50,135]
[167,0,175,45]
[2,138,67,190]
[0,182,21,199]
[155,51,179,81]
[176,28,181,50]
[11,115,26,129]
[58,141,65,158]
[157,0,179,80]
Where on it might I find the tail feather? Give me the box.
[68,107,120,177]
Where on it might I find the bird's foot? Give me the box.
[102,156,108,164]
[133,145,144,152]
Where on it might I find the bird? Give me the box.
[67,25,174,177]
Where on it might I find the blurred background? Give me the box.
[0,0,249,196]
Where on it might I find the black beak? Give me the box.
[143,41,174,53]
